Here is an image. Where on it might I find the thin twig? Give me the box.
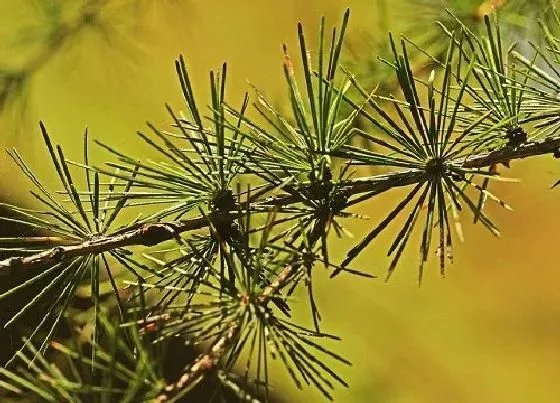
[154,264,296,402]
[461,137,560,167]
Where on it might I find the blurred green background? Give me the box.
[1,1,560,402]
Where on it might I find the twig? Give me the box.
[153,317,244,402]
[461,137,560,168]
[153,264,296,402]
[0,215,228,275]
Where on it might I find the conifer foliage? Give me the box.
[2,2,560,402]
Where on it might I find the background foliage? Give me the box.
[1,1,560,402]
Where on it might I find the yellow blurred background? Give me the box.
[1,1,560,402]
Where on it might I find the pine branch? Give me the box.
[4,6,560,401]
[2,135,559,276]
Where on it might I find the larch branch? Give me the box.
[1,136,559,274]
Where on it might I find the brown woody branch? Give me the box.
[461,137,560,168]
[154,264,296,402]
[1,137,559,275]
[153,318,243,402]
[0,214,230,275]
